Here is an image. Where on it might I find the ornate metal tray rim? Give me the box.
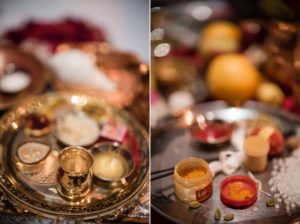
[0,92,149,220]
[0,173,149,220]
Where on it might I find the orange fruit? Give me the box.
[207,53,261,105]
[255,81,284,106]
[198,21,241,56]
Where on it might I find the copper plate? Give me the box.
[0,45,49,110]
[52,42,148,108]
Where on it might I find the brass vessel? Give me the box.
[56,146,93,201]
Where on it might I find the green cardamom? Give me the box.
[214,208,221,221]
[266,199,277,207]
[188,200,201,209]
[224,213,234,221]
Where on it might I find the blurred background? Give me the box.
[0,0,149,127]
[151,0,300,223]
[0,0,149,61]
[151,0,300,127]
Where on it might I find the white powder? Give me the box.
[0,71,31,93]
[56,112,100,146]
[50,50,117,92]
[269,149,300,214]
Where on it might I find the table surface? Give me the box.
[151,101,300,224]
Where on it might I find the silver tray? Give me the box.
[151,101,300,224]
[0,92,149,220]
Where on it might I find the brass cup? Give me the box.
[56,146,94,201]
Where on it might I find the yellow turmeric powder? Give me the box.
[227,182,254,200]
[182,167,206,179]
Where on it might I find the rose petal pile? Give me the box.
[2,18,106,51]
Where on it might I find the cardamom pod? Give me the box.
[214,208,221,221]
[224,213,234,221]
[266,199,277,207]
[188,200,201,209]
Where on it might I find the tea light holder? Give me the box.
[56,146,94,201]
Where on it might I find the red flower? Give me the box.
[2,18,106,50]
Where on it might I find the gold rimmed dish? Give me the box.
[0,92,149,219]
[14,141,52,175]
[0,45,49,110]
[90,142,135,187]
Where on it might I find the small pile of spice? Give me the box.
[174,157,213,202]
[227,182,254,200]
[55,112,100,146]
[181,167,206,179]
[220,175,257,207]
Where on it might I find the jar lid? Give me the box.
[244,136,269,157]
[220,175,258,208]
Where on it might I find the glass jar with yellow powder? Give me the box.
[173,157,213,203]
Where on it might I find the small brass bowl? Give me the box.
[54,111,101,147]
[90,142,134,187]
[24,113,51,137]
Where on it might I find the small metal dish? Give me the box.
[54,111,101,147]
[0,45,49,110]
[90,141,135,187]
[190,115,234,145]
[24,113,51,137]
[14,141,52,174]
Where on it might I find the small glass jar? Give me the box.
[243,136,269,173]
[173,157,213,203]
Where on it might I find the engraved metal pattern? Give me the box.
[0,92,149,220]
